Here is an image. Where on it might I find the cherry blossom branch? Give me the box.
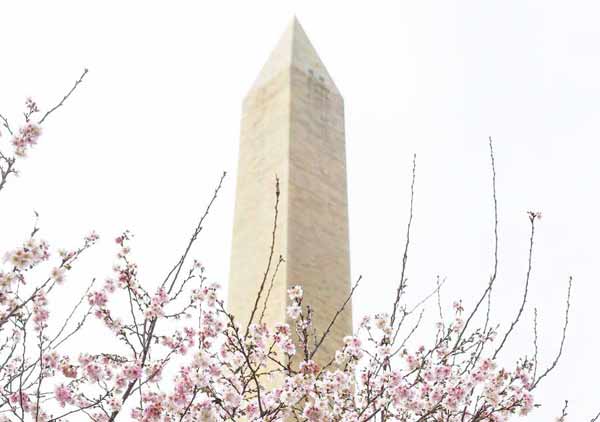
[0,70,87,196]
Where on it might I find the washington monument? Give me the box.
[228,17,352,365]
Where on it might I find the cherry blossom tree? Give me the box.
[0,72,595,422]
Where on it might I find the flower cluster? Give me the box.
[0,223,558,422]
[11,122,42,157]
[3,238,49,270]
[0,168,566,422]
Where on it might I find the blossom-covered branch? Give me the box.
[0,69,88,193]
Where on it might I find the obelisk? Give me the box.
[228,17,352,366]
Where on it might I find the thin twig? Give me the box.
[164,171,226,294]
[0,113,12,135]
[492,212,538,359]
[310,275,362,359]
[392,276,446,344]
[533,307,539,381]
[258,255,285,324]
[407,277,447,315]
[396,309,424,352]
[245,176,280,336]
[531,276,572,390]
[38,69,89,124]
[436,275,444,325]
[453,137,500,351]
[559,400,569,421]
[390,154,416,328]
[483,136,499,332]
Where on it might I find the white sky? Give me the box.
[1,1,599,420]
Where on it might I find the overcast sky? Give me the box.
[2,1,599,420]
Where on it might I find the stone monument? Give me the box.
[228,17,352,366]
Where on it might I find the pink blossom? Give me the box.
[54,384,72,407]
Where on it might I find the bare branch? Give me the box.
[258,255,285,324]
[492,211,538,359]
[0,113,12,135]
[390,153,416,328]
[454,137,500,351]
[38,68,89,124]
[245,176,280,336]
[483,135,499,332]
[407,276,447,316]
[163,171,226,294]
[533,307,539,381]
[391,276,446,344]
[558,400,568,421]
[436,275,444,325]
[531,276,572,390]
[310,275,362,359]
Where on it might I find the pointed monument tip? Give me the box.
[247,17,341,97]
[289,14,302,27]
[289,15,306,33]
